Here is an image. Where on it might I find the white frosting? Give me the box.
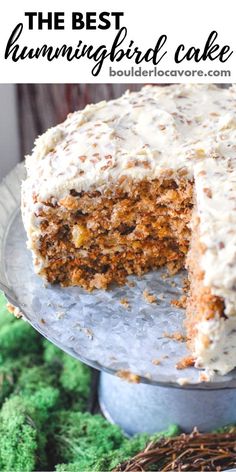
[22,84,236,375]
[23,84,236,200]
[193,156,236,374]
[195,316,236,376]
[194,158,236,317]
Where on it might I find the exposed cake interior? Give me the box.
[33,169,229,373]
[35,172,193,290]
[22,84,236,376]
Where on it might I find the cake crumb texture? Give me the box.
[21,84,236,375]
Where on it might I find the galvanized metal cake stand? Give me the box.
[1,163,236,436]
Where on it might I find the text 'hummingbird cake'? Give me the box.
[22,84,236,376]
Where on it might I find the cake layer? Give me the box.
[186,214,236,376]
[22,84,236,200]
[194,158,236,317]
[22,84,236,309]
[21,84,236,375]
[27,175,193,290]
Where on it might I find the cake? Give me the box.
[22,84,236,376]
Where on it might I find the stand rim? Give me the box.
[2,163,236,390]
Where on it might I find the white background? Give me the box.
[0,0,235,83]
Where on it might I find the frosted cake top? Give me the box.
[22,84,236,339]
[23,83,236,200]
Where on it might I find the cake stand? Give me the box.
[1,163,236,436]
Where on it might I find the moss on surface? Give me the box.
[55,423,180,472]
[43,340,65,365]
[0,318,41,359]
[0,293,178,471]
[52,411,125,467]
[0,294,94,470]
[0,395,39,472]
[59,355,91,398]
[2,293,232,471]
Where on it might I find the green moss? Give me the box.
[101,425,179,470]
[0,358,24,405]
[0,293,15,328]
[0,363,15,404]
[0,354,45,406]
[30,386,60,423]
[0,296,62,472]
[0,385,61,472]
[52,410,125,468]
[59,355,91,408]
[43,340,65,364]
[90,424,180,471]
[0,395,38,472]
[55,423,179,472]
[0,295,182,472]
[17,365,57,395]
[0,321,42,359]
[43,341,91,398]
[43,340,92,411]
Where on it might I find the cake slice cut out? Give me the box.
[21,84,236,376]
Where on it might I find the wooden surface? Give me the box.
[17,84,143,157]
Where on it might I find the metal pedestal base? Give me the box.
[99,371,236,436]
